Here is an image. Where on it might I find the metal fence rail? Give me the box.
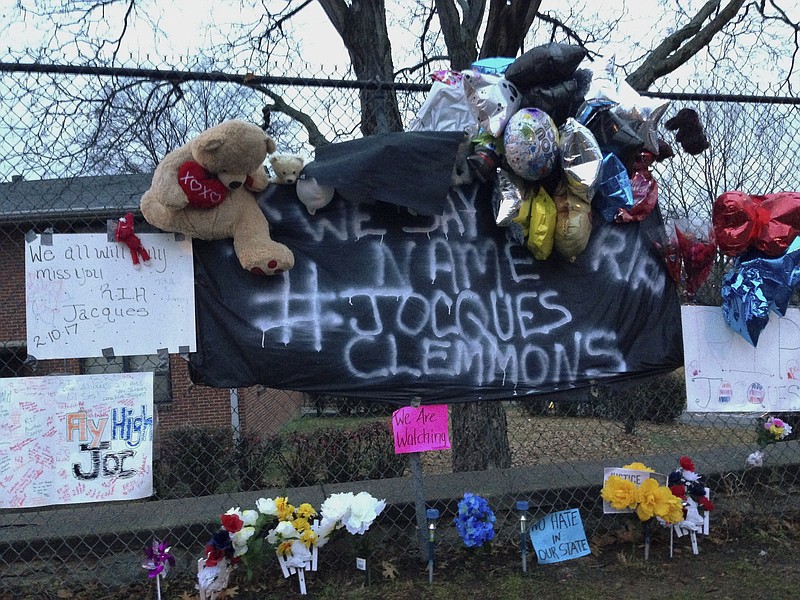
[1,53,800,593]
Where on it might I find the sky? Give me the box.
[1,0,797,187]
[3,0,794,92]
[1,0,340,63]
[0,1,692,71]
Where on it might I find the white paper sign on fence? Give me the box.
[0,373,154,508]
[681,305,800,412]
[25,232,196,359]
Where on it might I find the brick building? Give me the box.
[0,174,304,440]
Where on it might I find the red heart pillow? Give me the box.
[178,161,229,208]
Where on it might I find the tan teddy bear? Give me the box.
[140,120,294,275]
[269,154,304,185]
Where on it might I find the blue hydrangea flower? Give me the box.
[454,492,496,547]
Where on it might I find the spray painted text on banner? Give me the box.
[189,183,683,402]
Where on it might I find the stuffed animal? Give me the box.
[140,120,294,275]
[269,154,304,185]
[664,108,710,155]
[114,212,150,266]
[296,170,335,215]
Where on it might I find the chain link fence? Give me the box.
[2,51,800,593]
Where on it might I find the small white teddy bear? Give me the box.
[269,154,304,185]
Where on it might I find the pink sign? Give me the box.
[391,404,450,454]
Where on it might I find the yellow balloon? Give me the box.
[553,180,592,262]
[527,187,556,260]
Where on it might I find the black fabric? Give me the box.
[519,69,592,126]
[302,131,465,216]
[188,181,683,404]
[585,108,645,158]
[504,43,588,90]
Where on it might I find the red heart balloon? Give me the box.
[178,161,229,208]
[713,191,800,257]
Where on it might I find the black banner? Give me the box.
[188,181,683,403]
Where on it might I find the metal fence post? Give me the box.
[229,388,241,445]
[407,395,430,561]
[409,452,429,561]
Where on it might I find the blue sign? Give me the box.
[529,508,591,564]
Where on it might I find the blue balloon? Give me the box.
[721,267,770,347]
[721,237,800,346]
[593,153,634,222]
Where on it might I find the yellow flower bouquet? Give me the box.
[601,462,684,558]
[602,462,683,523]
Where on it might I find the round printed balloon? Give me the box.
[503,108,560,181]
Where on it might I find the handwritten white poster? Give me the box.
[25,232,196,359]
[0,373,154,508]
[682,305,800,412]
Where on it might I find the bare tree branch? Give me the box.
[627,0,747,90]
[754,0,800,90]
[272,0,315,31]
[418,1,438,69]
[109,1,137,62]
[534,11,593,52]
[394,55,450,78]
[247,83,331,148]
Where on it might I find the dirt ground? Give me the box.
[2,414,794,599]
[4,510,798,600]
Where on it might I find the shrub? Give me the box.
[516,397,552,417]
[354,421,407,480]
[283,421,405,485]
[645,371,688,424]
[232,433,284,490]
[315,427,362,483]
[308,394,395,417]
[594,371,686,432]
[593,384,647,433]
[282,431,322,487]
[517,390,596,419]
[156,426,233,498]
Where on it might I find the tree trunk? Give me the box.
[317,0,403,134]
[434,0,486,71]
[479,0,541,59]
[450,401,512,472]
